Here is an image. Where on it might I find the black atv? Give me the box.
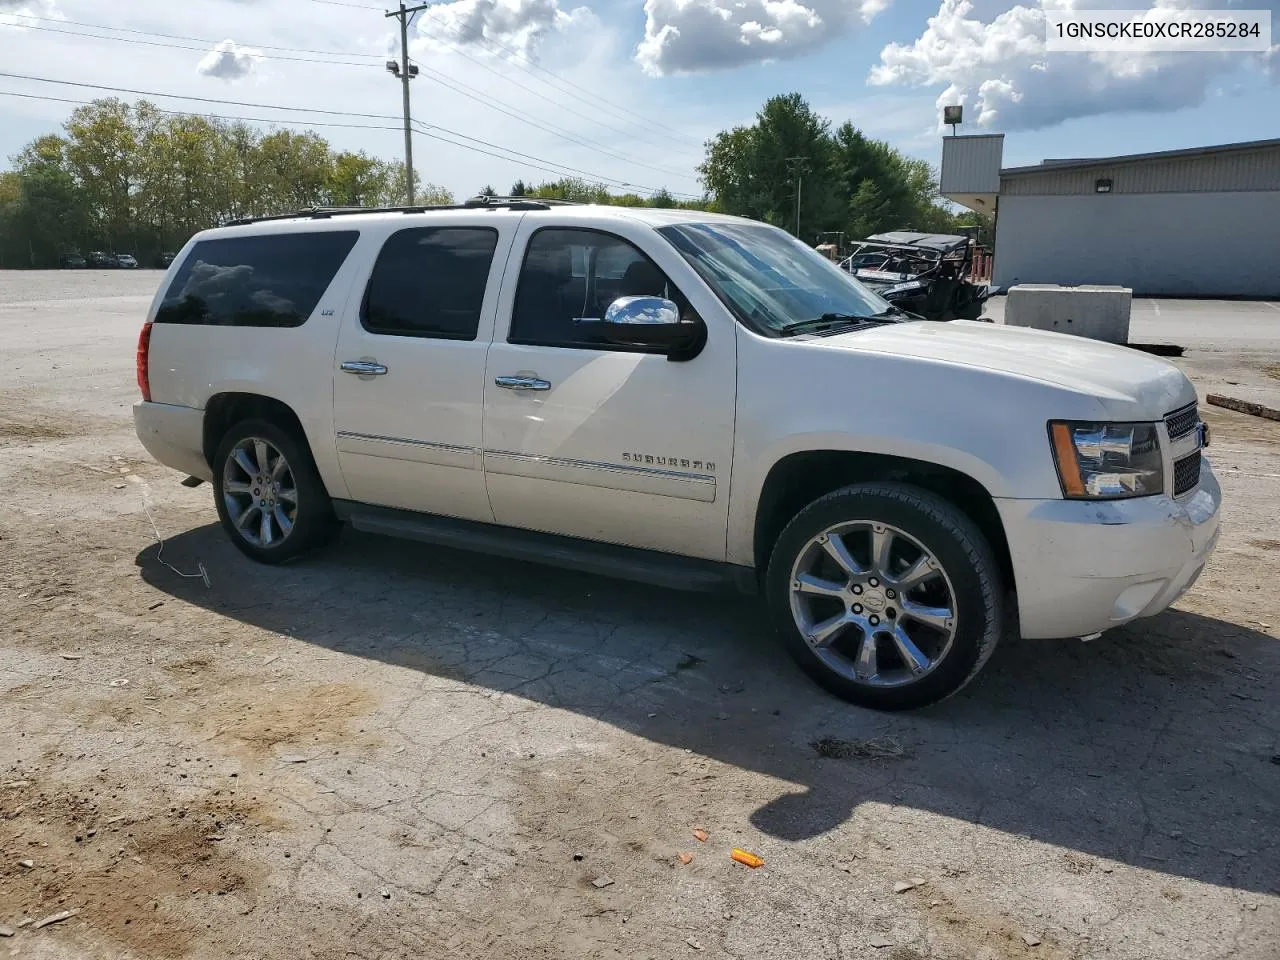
[838,232,993,322]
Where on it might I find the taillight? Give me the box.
[136,322,153,401]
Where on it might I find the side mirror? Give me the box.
[601,296,702,352]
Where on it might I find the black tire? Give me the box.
[211,418,337,564]
[765,482,1003,711]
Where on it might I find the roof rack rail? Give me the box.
[221,195,580,227]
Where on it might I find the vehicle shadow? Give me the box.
[137,524,1280,895]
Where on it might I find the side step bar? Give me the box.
[333,500,756,594]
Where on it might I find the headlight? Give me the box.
[1049,421,1164,499]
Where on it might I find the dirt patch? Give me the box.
[163,658,214,677]
[202,682,377,754]
[0,418,73,444]
[810,735,907,761]
[1249,538,1280,551]
[1262,362,1280,381]
[1062,851,1095,875]
[923,890,1074,959]
[0,777,269,958]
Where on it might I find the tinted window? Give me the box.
[510,228,685,349]
[362,227,498,340]
[155,231,358,327]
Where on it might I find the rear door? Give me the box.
[331,214,515,521]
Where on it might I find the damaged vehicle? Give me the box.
[839,232,992,322]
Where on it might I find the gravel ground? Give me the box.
[2,271,1278,960]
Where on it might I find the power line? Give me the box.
[0,79,699,199]
[408,58,695,181]
[0,71,403,120]
[301,0,384,9]
[4,11,385,60]
[410,18,701,158]
[4,17,700,184]
[293,0,704,150]
[0,90,405,133]
[410,119,695,198]
[4,20,382,68]
[416,10,705,149]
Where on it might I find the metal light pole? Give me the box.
[385,2,430,204]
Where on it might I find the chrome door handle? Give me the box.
[340,360,388,376]
[495,375,551,391]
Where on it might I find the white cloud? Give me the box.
[0,0,57,24]
[870,0,1280,130]
[635,0,892,76]
[415,0,591,59]
[0,0,709,203]
[197,40,264,82]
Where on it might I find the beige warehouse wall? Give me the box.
[993,192,1280,297]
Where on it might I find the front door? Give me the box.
[481,220,737,561]
[332,217,514,522]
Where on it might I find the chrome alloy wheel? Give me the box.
[221,437,298,548]
[788,521,958,688]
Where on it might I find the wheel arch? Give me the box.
[202,392,310,471]
[751,449,1014,593]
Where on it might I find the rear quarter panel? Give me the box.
[144,222,373,499]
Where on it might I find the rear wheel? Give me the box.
[212,418,336,564]
[766,482,1002,710]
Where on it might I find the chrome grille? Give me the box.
[1173,450,1201,497]
[1165,403,1199,440]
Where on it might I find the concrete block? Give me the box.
[1003,284,1132,344]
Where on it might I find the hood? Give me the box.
[820,320,1195,418]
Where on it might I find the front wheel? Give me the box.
[766,482,1003,711]
[212,418,337,564]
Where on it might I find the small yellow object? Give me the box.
[731,848,764,869]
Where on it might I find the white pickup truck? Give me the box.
[133,199,1221,710]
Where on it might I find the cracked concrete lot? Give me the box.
[1,271,1277,960]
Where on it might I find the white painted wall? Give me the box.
[993,192,1280,297]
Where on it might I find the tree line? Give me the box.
[700,93,983,246]
[1,92,976,269]
[0,99,453,268]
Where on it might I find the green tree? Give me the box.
[6,136,89,267]
[256,130,330,211]
[62,99,142,251]
[699,94,837,238]
[701,94,962,245]
[414,181,454,205]
[326,152,397,207]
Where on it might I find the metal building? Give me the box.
[940,135,1280,297]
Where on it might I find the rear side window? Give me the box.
[155,231,359,327]
[362,227,498,340]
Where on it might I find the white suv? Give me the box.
[133,199,1221,710]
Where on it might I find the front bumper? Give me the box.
[996,457,1222,639]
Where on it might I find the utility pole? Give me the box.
[385,2,430,204]
[786,156,809,238]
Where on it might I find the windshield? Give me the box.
[658,221,892,335]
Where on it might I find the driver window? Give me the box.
[509,228,689,349]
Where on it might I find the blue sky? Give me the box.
[0,0,1276,200]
